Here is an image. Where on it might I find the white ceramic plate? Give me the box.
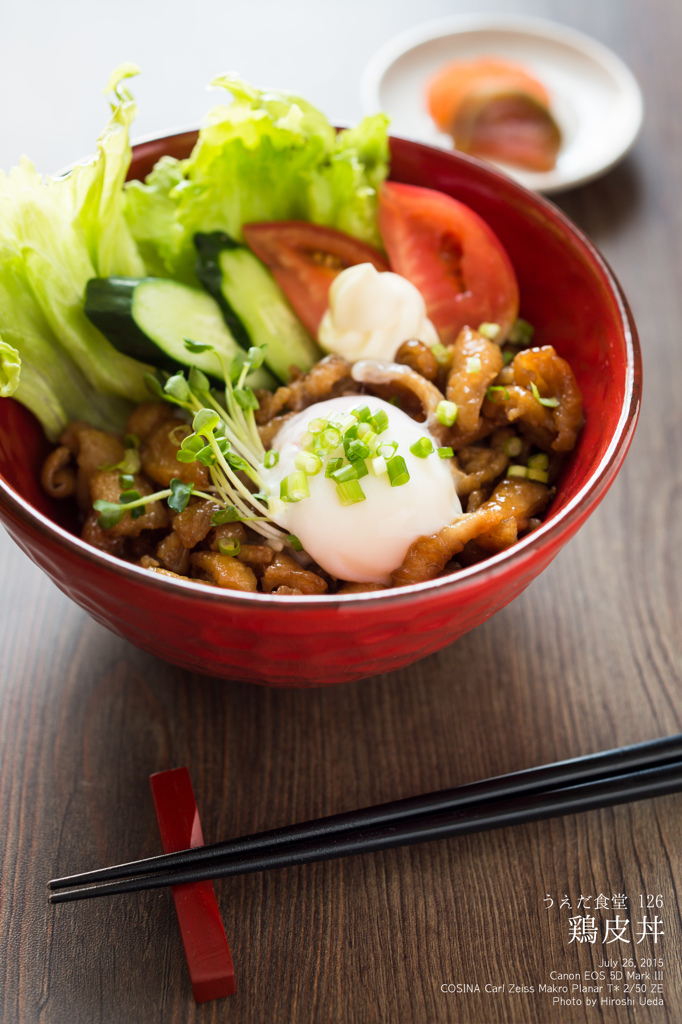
[361,15,643,194]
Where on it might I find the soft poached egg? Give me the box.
[262,394,461,584]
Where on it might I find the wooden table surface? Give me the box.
[1,1,681,1022]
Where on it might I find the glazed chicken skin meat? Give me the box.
[42,328,583,595]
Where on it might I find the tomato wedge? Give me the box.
[378,182,519,344]
[242,221,389,338]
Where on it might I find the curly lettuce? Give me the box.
[1,70,390,439]
[0,339,21,398]
[0,64,151,439]
[124,75,390,282]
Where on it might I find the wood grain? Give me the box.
[1,1,682,1021]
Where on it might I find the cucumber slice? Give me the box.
[85,277,275,388]
[195,232,322,382]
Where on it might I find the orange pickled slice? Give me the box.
[427,57,561,172]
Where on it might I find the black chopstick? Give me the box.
[49,759,682,904]
[48,733,682,893]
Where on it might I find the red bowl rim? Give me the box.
[0,131,642,610]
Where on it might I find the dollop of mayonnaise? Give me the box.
[318,263,439,361]
[262,394,461,585]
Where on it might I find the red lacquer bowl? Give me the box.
[0,134,641,687]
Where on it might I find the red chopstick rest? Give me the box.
[149,768,236,1001]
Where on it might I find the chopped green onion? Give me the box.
[333,458,368,482]
[295,451,322,475]
[377,440,399,460]
[287,534,303,551]
[352,404,371,422]
[387,455,410,487]
[508,318,535,346]
[264,449,279,469]
[527,453,549,470]
[343,424,358,441]
[478,322,501,340]
[370,455,388,476]
[410,437,434,459]
[431,342,451,365]
[349,456,368,479]
[301,431,315,450]
[167,421,189,446]
[218,539,241,557]
[328,412,356,434]
[437,447,454,459]
[486,385,510,402]
[530,382,559,408]
[502,349,515,366]
[504,437,523,458]
[356,421,372,439]
[360,429,378,452]
[369,408,389,434]
[317,427,342,451]
[345,438,370,461]
[466,356,482,374]
[212,506,241,525]
[527,468,549,483]
[332,462,358,483]
[325,457,344,478]
[436,400,458,427]
[308,418,327,433]
[336,480,366,506]
[507,465,529,479]
[192,408,221,436]
[280,471,310,502]
[341,433,356,457]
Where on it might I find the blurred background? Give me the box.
[0,0,650,172]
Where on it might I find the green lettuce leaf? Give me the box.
[0,64,152,439]
[0,338,21,397]
[123,156,187,278]
[1,70,391,440]
[124,75,390,280]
